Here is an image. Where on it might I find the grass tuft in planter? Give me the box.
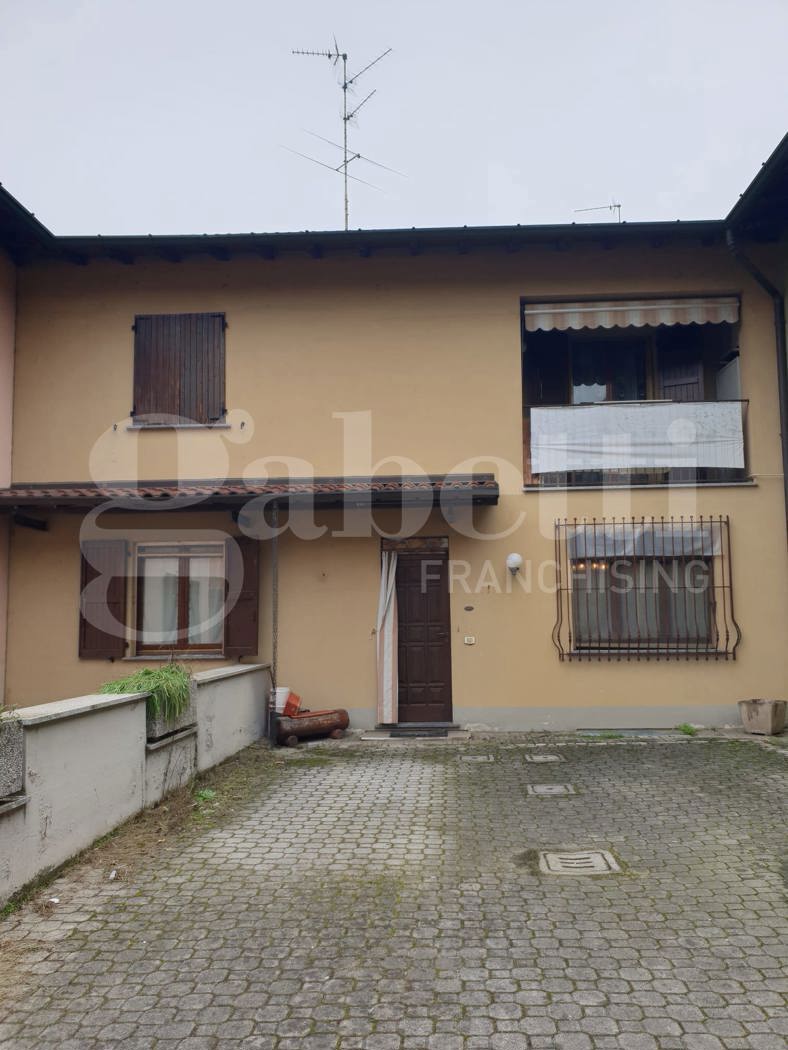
[100,663,193,723]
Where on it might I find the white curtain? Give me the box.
[187,555,224,644]
[140,556,179,644]
[376,551,398,725]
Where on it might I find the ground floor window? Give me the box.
[136,544,225,653]
[78,535,259,661]
[553,517,740,660]
[570,556,715,650]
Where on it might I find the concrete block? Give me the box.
[146,685,197,742]
[738,698,787,736]
[0,715,23,797]
[145,728,197,806]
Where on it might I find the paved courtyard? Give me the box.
[1,735,787,1049]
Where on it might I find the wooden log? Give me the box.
[276,708,350,744]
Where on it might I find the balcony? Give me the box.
[523,400,748,488]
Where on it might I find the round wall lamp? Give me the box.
[506,552,524,575]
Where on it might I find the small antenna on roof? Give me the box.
[574,199,623,223]
[290,40,400,230]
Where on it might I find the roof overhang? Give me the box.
[12,219,729,267]
[0,184,55,261]
[0,474,500,512]
[4,131,787,264]
[727,131,788,239]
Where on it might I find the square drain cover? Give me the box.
[525,753,563,763]
[459,755,494,762]
[527,783,576,796]
[539,850,621,875]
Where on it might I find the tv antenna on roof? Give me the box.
[574,199,623,223]
[290,39,402,230]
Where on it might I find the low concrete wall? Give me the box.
[145,728,198,806]
[0,692,147,904]
[194,664,268,772]
[0,663,271,905]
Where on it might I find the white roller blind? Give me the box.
[567,521,722,558]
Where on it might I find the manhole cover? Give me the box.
[527,783,576,796]
[459,755,494,762]
[525,753,563,763]
[539,850,621,875]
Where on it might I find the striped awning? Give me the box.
[523,296,740,332]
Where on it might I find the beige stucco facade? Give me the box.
[4,242,788,726]
[10,245,784,485]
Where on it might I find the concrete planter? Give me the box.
[738,699,786,736]
[146,684,197,743]
[0,716,24,798]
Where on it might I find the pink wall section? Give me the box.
[0,250,15,699]
[0,251,14,487]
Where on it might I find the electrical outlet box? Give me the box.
[464,635,476,645]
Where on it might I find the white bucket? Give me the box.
[274,687,291,713]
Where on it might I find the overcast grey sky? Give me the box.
[2,0,786,235]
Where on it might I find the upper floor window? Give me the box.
[132,312,226,426]
[521,296,747,487]
[570,338,647,404]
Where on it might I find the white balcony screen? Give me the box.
[530,401,745,474]
[523,296,740,332]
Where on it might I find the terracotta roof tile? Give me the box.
[0,474,499,507]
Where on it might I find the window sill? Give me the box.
[524,479,757,493]
[564,649,730,660]
[127,423,231,431]
[124,652,225,661]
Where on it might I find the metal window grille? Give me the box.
[553,516,740,661]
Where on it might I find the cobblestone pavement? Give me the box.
[1,735,787,1049]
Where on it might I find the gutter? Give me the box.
[725,229,788,546]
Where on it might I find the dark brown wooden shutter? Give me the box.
[656,331,705,402]
[658,357,704,401]
[133,314,180,422]
[79,540,128,659]
[190,313,225,423]
[133,313,225,424]
[224,536,259,657]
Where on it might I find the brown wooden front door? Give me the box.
[396,552,453,723]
